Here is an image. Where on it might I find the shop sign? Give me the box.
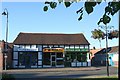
[43,48,64,52]
[65,48,88,52]
[18,48,38,51]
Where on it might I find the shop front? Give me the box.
[42,48,64,67]
[64,48,90,67]
[18,52,38,68]
[12,32,90,68]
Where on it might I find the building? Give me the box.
[108,46,119,67]
[90,46,119,67]
[12,32,91,68]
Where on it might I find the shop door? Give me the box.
[25,54,31,68]
[51,55,56,67]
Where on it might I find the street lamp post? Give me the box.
[2,8,9,70]
[99,25,113,76]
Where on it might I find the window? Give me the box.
[43,52,50,65]
[57,53,63,58]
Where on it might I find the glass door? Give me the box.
[51,53,56,67]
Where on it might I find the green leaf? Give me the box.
[78,13,83,21]
[45,1,50,4]
[103,14,111,25]
[64,2,71,8]
[85,2,94,14]
[85,6,93,14]
[105,6,112,14]
[50,2,57,9]
[43,6,48,11]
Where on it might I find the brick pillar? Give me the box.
[0,40,4,79]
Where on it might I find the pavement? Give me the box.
[3,67,101,73]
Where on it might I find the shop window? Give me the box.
[71,53,76,62]
[51,53,55,55]
[57,53,63,58]
[80,53,87,62]
[57,60,64,65]
[43,53,51,65]
[19,52,25,66]
[65,53,72,67]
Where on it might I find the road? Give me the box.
[2,66,118,80]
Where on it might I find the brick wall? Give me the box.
[0,41,4,79]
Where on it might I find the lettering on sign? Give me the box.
[43,48,64,52]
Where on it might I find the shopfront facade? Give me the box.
[13,33,90,68]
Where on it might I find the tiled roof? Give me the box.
[108,46,119,53]
[13,32,90,45]
[90,49,102,55]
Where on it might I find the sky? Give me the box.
[0,1,119,49]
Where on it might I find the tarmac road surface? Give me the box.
[2,66,118,80]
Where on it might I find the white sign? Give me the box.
[18,48,38,51]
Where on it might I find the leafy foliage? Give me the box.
[43,0,120,25]
[108,30,119,39]
[91,29,105,39]
[91,29,105,48]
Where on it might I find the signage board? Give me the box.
[43,48,64,52]
[65,48,88,52]
[18,48,38,51]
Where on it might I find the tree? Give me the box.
[91,29,105,48]
[108,30,119,39]
[43,0,120,25]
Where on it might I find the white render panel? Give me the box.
[31,66,37,68]
[70,45,74,48]
[31,45,36,49]
[38,45,42,51]
[83,62,87,66]
[25,45,30,48]
[65,45,69,49]
[38,61,42,65]
[14,45,19,51]
[77,62,82,66]
[38,52,42,59]
[13,52,18,59]
[59,45,64,48]
[43,45,47,48]
[19,66,25,68]
[54,45,58,47]
[13,61,18,68]
[71,62,76,67]
[75,45,79,48]
[112,54,118,61]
